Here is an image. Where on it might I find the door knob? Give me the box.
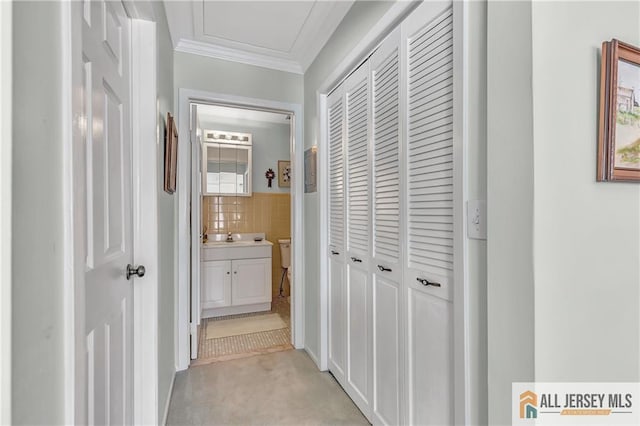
[126,264,146,280]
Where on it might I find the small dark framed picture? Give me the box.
[164,113,178,193]
[598,39,640,182]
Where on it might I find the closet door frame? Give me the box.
[317,1,469,424]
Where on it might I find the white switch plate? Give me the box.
[467,200,487,240]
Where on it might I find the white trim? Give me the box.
[176,88,305,370]
[175,39,304,75]
[452,1,470,424]
[316,0,419,373]
[317,92,328,371]
[0,1,11,423]
[131,19,160,425]
[161,371,176,426]
[63,2,85,422]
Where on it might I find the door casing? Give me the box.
[176,89,305,371]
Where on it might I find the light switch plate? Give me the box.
[467,200,487,240]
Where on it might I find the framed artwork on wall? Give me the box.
[598,39,640,182]
[304,147,317,193]
[164,112,178,193]
[278,160,291,187]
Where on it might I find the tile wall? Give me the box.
[202,193,291,296]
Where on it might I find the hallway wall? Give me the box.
[302,0,395,369]
[487,1,640,423]
[11,2,66,423]
[531,0,640,381]
[174,52,303,106]
[152,1,177,422]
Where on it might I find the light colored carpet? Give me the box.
[205,313,287,339]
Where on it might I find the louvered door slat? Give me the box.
[407,6,454,274]
[329,97,345,250]
[372,44,400,264]
[347,75,370,254]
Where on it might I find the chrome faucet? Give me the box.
[226,232,234,242]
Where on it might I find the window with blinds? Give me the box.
[406,7,454,274]
[329,97,345,249]
[346,78,370,253]
[372,48,400,263]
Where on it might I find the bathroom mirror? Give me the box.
[202,132,252,196]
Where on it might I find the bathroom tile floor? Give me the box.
[166,350,369,425]
[193,297,293,366]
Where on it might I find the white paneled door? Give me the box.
[345,62,372,420]
[83,1,134,424]
[404,2,455,424]
[327,85,347,385]
[370,27,402,426]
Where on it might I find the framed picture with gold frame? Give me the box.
[164,112,178,193]
[598,39,640,182]
[278,160,291,187]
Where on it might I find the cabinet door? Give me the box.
[344,61,372,420]
[403,2,455,424]
[370,27,402,426]
[327,84,348,385]
[232,258,271,306]
[201,260,231,310]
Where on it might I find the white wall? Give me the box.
[11,2,66,423]
[151,1,177,421]
[174,52,303,106]
[531,1,640,381]
[302,0,395,367]
[199,117,291,194]
[487,2,535,424]
[487,1,640,423]
[0,1,11,423]
[466,2,488,424]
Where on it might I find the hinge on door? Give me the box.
[190,322,197,336]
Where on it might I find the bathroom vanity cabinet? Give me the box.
[200,236,272,318]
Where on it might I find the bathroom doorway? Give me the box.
[188,101,298,365]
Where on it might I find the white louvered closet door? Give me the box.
[344,61,372,420]
[327,85,347,386]
[403,2,455,425]
[370,27,403,426]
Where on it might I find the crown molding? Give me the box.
[175,38,304,75]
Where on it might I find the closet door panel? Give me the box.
[370,27,402,426]
[327,86,347,384]
[347,264,370,410]
[405,2,454,301]
[372,275,400,426]
[402,2,455,424]
[344,62,372,420]
[329,256,346,380]
[407,286,453,425]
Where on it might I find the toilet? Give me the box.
[278,239,292,301]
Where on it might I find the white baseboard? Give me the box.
[305,347,321,370]
[161,370,176,426]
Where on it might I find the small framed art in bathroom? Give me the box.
[278,160,291,188]
[164,112,178,193]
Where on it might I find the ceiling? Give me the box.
[163,1,354,74]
